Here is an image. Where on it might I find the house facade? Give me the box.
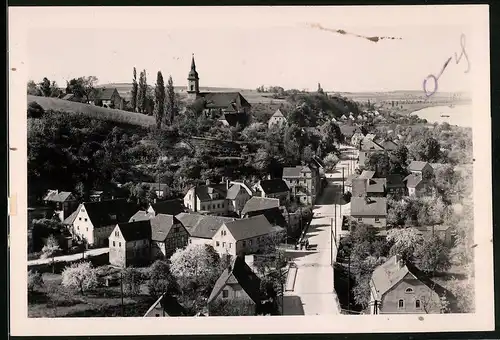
[282,165,318,205]
[43,190,79,222]
[268,109,288,129]
[70,199,137,247]
[226,182,252,216]
[108,221,151,268]
[176,213,235,246]
[386,174,407,198]
[212,215,284,257]
[370,256,444,314]
[350,197,387,229]
[150,214,189,259]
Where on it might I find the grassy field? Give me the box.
[28,95,155,128]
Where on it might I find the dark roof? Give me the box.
[200,92,251,110]
[117,220,152,242]
[360,138,384,152]
[258,179,289,195]
[150,214,182,242]
[194,184,227,202]
[144,293,190,317]
[403,173,423,188]
[386,174,406,188]
[95,87,119,100]
[282,165,312,178]
[241,197,280,216]
[246,207,287,228]
[223,215,275,241]
[408,161,431,172]
[367,178,387,193]
[44,190,76,202]
[83,199,137,228]
[271,109,285,118]
[176,213,235,239]
[129,210,153,222]
[371,256,443,300]
[208,256,262,304]
[380,139,399,151]
[352,177,387,196]
[220,113,241,127]
[351,197,387,216]
[149,199,186,215]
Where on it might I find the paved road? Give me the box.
[28,248,109,266]
[282,145,358,315]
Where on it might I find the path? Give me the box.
[28,248,109,266]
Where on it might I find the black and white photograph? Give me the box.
[9,5,493,335]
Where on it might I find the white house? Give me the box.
[268,109,288,129]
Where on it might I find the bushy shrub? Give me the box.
[27,101,44,118]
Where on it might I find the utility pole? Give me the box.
[347,252,351,313]
[330,218,333,266]
[342,167,345,194]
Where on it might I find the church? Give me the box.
[186,55,251,127]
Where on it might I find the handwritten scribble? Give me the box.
[423,33,470,97]
[306,23,402,43]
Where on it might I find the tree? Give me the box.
[253,147,271,173]
[302,145,314,163]
[147,260,177,299]
[49,81,62,97]
[121,267,144,296]
[319,120,342,153]
[153,71,166,128]
[165,75,177,125]
[41,234,61,273]
[389,145,409,175]
[364,152,390,177]
[323,152,339,172]
[169,244,222,296]
[27,80,42,96]
[414,236,451,275]
[209,297,256,316]
[386,227,423,262]
[137,70,147,114]
[409,137,441,162]
[40,77,51,97]
[65,76,98,103]
[61,261,98,295]
[27,101,45,118]
[28,270,44,293]
[131,67,138,112]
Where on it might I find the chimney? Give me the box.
[364,196,372,204]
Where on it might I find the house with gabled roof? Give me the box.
[108,220,152,268]
[386,174,407,197]
[91,87,124,109]
[129,210,153,222]
[226,182,252,216]
[254,179,290,205]
[268,109,288,129]
[212,215,284,257]
[176,213,235,246]
[147,199,187,217]
[359,138,385,165]
[369,255,448,314]
[150,214,189,259]
[350,196,387,229]
[352,178,387,198]
[282,165,319,204]
[207,255,263,316]
[241,197,288,230]
[43,189,79,221]
[407,161,434,179]
[70,199,138,247]
[144,293,191,317]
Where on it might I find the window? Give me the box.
[405,288,414,293]
[81,208,85,212]
[415,300,421,308]
[357,217,363,222]
[243,241,246,247]
[119,242,121,247]
[189,239,192,244]
[201,205,205,210]
[79,217,82,221]
[398,299,404,309]
[84,218,88,222]
[216,241,220,247]
[174,227,179,233]
[229,243,232,248]
[115,231,119,237]
[375,218,380,223]
[77,226,79,230]
[213,204,216,209]
[222,242,226,247]
[86,227,88,232]
[217,204,220,208]
[110,214,117,220]
[249,240,252,245]
[222,290,229,298]
[190,85,194,91]
[221,230,224,236]
[113,241,115,247]
[155,313,160,317]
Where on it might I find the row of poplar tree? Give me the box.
[130,67,178,129]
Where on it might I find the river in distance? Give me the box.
[411,104,472,128]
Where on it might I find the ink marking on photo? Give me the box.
[306,23,402,43]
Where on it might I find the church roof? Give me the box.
[200,92,251,110]
[188,55,199,79]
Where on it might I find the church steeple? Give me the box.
[187,53,199,99]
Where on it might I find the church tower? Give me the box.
[187,54,200,101]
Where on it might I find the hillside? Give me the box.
[27,95,155,128]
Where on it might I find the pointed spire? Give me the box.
[191,53,196,71]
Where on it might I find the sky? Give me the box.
[19,6,483,93]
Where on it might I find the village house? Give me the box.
[207,255,263,316]
[241,197,288,230]
[141,182,171,199]
[186,55,251,127]
[150,214,189,259]
[339,125,365,144]
[183,180,252,217]
[43,190,79,221]
[175,213,235,246]
[70,199,138,247]
[379,139,399,152]
[91,87,124,109]
[143,293,190,317]
[282,165,319,205]
[369,255,448,314]
[358,137,385,165]
[268,109,288,129]
[108,220,151,268]
[386,174,408,197]
[212,215,284,257]
[351,178,387,198]
[350,196,387,229]
[407,161,434,179]
[253,178,290,206]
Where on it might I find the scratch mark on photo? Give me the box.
[305,23,402,43]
